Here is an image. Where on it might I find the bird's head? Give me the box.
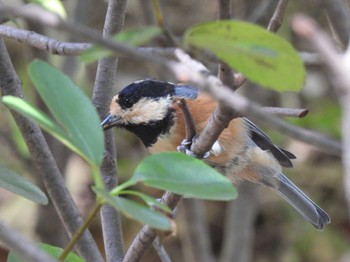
[101,79,197,147]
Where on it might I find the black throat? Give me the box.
[123,109,175,147]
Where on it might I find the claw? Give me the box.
[177,139,211,159]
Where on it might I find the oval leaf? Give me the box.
[0,167,48,205]
[27,60,104,166]
[93,187,171,230]
[1,96,72,147]
[132,152,237,201]
[184,20,305,91]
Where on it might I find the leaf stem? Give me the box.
[91,163,104,189]
[59,202,102,261]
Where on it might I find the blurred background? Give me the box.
[0,0,348,261]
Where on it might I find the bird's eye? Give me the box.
[120,97,133,108]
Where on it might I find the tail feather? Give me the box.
[271,173,330,230]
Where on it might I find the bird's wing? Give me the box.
[244,118,296,167]
[174,85,198,100]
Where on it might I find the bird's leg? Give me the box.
[175,99,210,159]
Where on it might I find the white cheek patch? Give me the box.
[120,96,172,125]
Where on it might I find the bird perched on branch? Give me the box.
[102,79,330,230]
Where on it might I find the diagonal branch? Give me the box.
[267,0,289,32]
[0,25,91,55]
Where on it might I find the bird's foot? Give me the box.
[177,139,210,159]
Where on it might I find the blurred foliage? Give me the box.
[289,99,341,139]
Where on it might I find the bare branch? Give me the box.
[267,0,289,32]
[123,192,181,262]
[91,0,128,261]
[180,199,215,262]
[263,107,309,118]
[0,4,167,64]
[153,238,172,262]
[0,40,103,262]
[319,0,350,48]
[219,183,259,262]
[0,221,56,262]
[151,0,179,46]
[0,25,91,55]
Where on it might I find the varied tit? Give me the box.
[102,79,330,230]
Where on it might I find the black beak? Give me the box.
[101,114,121,130]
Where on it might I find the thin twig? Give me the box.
[319,0,350,48]
[0,25,91,55]
[91,0,128,261]
[180,199,214,262]
[123,192,181,262]
[0,221,56,262]
[267,0,289,32]
[219,182,259,262]
[151,0,180,46]
[263,107,309,118]
[59,203,102,261]
[0,4,167,65]
[153,238,172,262]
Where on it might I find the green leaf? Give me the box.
[7,243,81,262]
[29,0,66,18]
[27,60,104,166]
[39,243,84,262]
[132,152,237,201]
[2,96,70,145]
[81,26,162,63]
[0,167,48,205]
[184,20,305,91]
[120,190,172,214]
[93,187,171,230]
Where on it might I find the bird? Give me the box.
[101,79,330,230]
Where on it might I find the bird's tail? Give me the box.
[268,173,330,230]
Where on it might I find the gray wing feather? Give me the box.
[244,118,296,167]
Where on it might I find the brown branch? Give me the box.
[0,4,167,65]
[263,107,309,118]
[91,0,127,261]
[0,40,103,262]
[267,0,289,32]
[0,25,91,55]
[151,0,179,46]
[123,192,181,262]
[152,238,171,262]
